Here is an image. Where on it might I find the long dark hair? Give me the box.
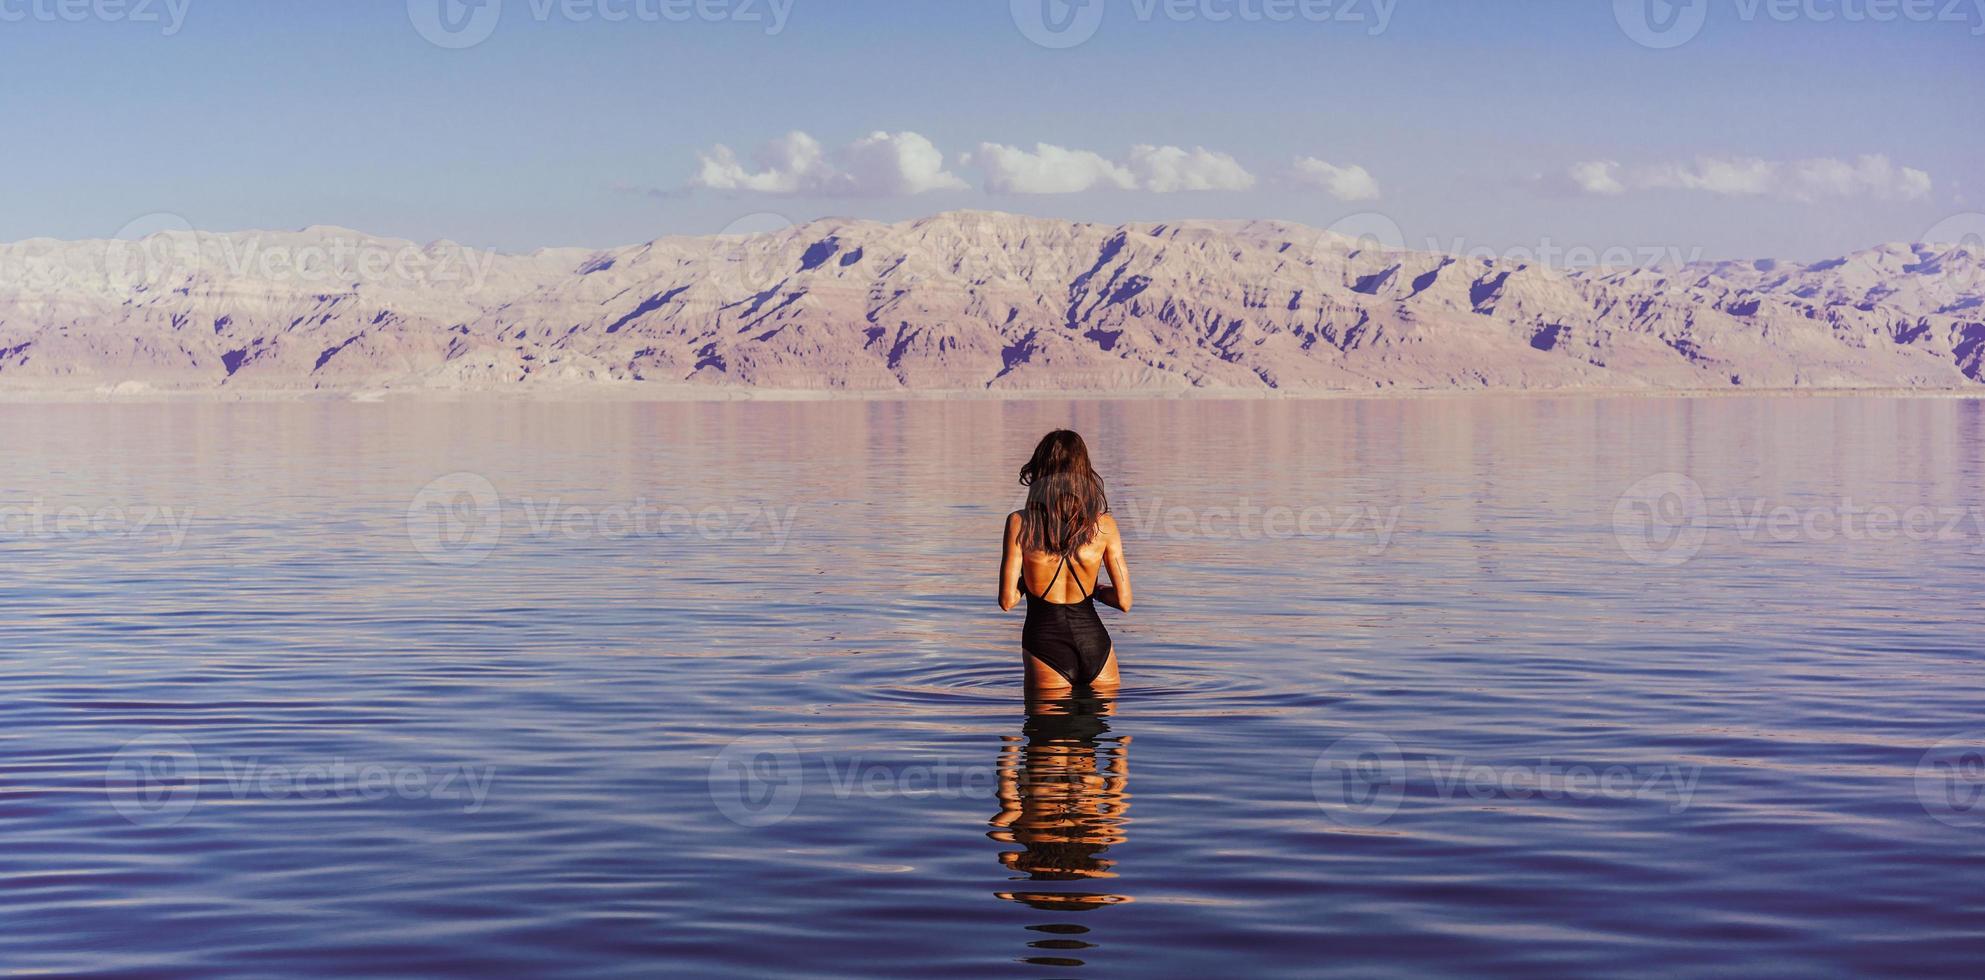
[1018,430,1108,557]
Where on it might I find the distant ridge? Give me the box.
[0,210,1979,397]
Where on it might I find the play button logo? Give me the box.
[1614,0,1710,49]
[1012,0,1106,49]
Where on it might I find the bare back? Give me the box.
[1000,512,1131,613]
[1018,535,1107,604]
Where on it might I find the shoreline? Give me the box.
[0,384,1981,404]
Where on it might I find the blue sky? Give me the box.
[0,0,1979,260]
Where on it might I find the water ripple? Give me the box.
[2,397,1982,976]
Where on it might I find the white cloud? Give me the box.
[1289,157,1382,201]
[1639,157,1779,196]
[1126,145,1256,193]
[1566,154,1931,202]
[838,131,972,195]
[1567,160,1625,196]
[691,130,967,197]
[700,134,1264,197]
[970,142,1136,194]
[1788,155,1931,201]
[693,131,825,194]
[970,142,1255,194]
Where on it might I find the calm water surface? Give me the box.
[2,396,1983,977]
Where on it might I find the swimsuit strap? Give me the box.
[1068,551,1094,599]
[1025,551,1096,601]
[1036,553,1065,597]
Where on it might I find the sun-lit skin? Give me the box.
[999,510,1131,696]
[990,697,1133,913]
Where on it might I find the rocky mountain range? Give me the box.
[0,210,1979,397]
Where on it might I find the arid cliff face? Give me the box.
[1,210,1979,395]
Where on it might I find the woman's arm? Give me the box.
[989,736,1022,829]
[1094,514,1133,612]
[998,512,1024,611]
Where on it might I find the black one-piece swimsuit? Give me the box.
[1020,552,1113,686]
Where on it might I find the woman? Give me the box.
[999,430,1132,694]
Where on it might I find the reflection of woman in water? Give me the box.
[989,695,1133,971]
[999,430,1133,696]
